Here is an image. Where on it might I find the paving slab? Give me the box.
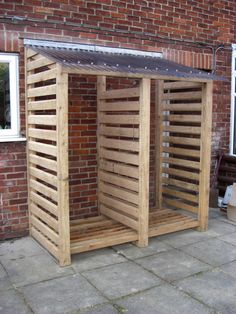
[72,248,126,273]
[220,260,236,279]
[208,207,226,219]
[0,237,44,261]
[220,232,236,247]
[180,238,236,266]
[79,304,120,314]
[116,284,215,314]
[175,269,236,314]
[135,249,209,282]
[0,263,12,291]
[22,274,106,314]
[82,261,162,299]
[0,289,31,314]
[1,253,74,287]
[204,219,236,237]
[113,238,171,259]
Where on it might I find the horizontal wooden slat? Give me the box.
[162,157,200,169]
[162,136,200,146]
[27,69,57,84]
[100,101,139,112]
[31,227,58,258]
[100,148,139,165]
[164,198,198,213]
[31,203,58,231]
[163,81,202,90]
[100,182,139,205]
[162,167,199,180]
[29,166,58,187]
[100,137,139,152]
[162,146,200,158]
[162,187,198,203]
[100,114,139,125]
[28,99,56,111]
[163,125,201,134]
[100,204,138,230]
[30,191,58,216]
[100,160,138,179]
[163,103,202,111]
[163,114,201,123]
[26,48,38,59]
[27,57,55,71]
[100,193,138,218]
[99,87,139,99]
[28,85,56,98]
[28,115,57,126]
[28,128,57,141]
[28,141,57,157]
[30,179,58,202]
[219,166,236,173]
[29,154,57,172]
[31,215,59,245]
[99,170,139,192]
[100,125,139,138]
[162,177,199,192]
[162,91,202,101]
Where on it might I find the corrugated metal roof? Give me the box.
[26,44,222,81]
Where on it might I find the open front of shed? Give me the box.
[25,41,218,266]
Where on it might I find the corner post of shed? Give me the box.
[56,64,71,266]
[137,78,151,247]
[198,81,213,231]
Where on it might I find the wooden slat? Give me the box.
[31,227,59,258]
[162,136,200,146]
[99,87,139,99]
[100,101,139,112]
[26,48,38,59]
[162,91,202,100]
[163,103,202,111]
[100,204,138,230]
[28,85,57,98]
[31,215,59,245]
[100,160,138,179]
[100,148,139,165]
[162,187,198,203]
[100,137,139,152]
[28,141,57,157]
[100,193,138,217]
[163,125,201,134]
[100,125,139,138]
[28,115,56,126]
[100,114,139,125]
[162,177,199,192]
[28,128,57,141]
[30,179,58,202]
[30,191,58,216]
[162,146,200,158]
[164,198,198,213]
[162,157,200,169]
[31,203,58,231]
[163,114,201,123]
[162,167,199,180]
[163,81,202,90]
[29,166,58,187]
[27,69,57,84]
[100,182,138,205]
[99,170,139,192]
[29,154,57,172]
[28,99,57,111]
[27,57,55,71]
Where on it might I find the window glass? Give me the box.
[0,63,10,130]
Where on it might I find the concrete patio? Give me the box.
[1,208,236,314]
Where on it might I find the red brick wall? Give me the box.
[0,0,235,239]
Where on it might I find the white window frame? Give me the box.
[230,45,236,155]
[0,53,24,142]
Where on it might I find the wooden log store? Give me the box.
[24,40,217,266]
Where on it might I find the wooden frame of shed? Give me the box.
[25,46,213,266]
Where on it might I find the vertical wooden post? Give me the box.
[56,64,71,266]
[155,80,164,209]
[97,76,106,214]
[137,78,150,247]
[198,81,213,231]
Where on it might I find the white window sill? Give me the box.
[0,136,27,143]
